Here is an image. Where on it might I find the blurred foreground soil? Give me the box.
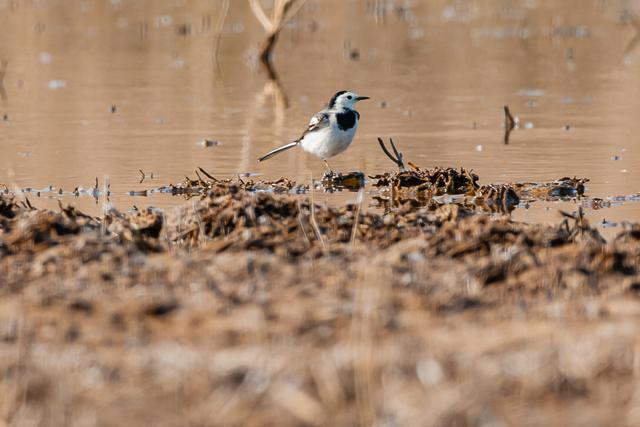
[1,172,640,427]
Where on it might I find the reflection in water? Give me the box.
[0,0,640,230]
[623,14,640,58]
[0,60,7,102]
[211,0,229,72]
[242,0,311,171]
[242,79,287,172]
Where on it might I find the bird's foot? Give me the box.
[322,169,337,180]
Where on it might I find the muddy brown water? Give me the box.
[1,0,640,235]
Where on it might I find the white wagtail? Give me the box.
[258,90,369,171]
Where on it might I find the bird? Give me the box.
[258,90,369,172]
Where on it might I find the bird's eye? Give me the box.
[347,95,353,100]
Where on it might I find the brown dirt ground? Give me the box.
[1,172,640,427]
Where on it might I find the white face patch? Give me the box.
[332,92,359,110]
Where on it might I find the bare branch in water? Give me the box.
[504,105,516,145]
[377,137,406,171]
[248,0,308,75]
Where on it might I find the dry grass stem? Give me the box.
[309,177,326,251]
[377,137,406,171]
[350,187,365,245]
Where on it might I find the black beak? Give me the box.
[356,96,370,101]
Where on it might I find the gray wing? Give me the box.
[295,111,330,142]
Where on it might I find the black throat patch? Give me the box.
[336,110,359,131]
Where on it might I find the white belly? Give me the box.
[299,121,357,160]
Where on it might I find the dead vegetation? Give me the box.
[2,166,640,426]
[371,164,521,212]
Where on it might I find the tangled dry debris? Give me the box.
[152,162,586,217]
[369,164,590,213]
[157,168,308,197]
[371,166,521,213]
[514,176,588,200]
[1,172,640,426]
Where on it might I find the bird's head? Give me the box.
[328,90,369,110]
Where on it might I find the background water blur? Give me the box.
[1,0,640,230]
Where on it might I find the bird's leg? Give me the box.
[323,160,334,176]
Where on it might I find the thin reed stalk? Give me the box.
[309,177,326,251]
[297,198,312,247]
[351,187,365,245]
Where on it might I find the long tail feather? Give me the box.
[258,142,298,162]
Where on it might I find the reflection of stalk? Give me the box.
[240,79,286,172]
[242,0,305,171]
[0,60,8,102]
[624,15,640,58]
[212,0,229,74]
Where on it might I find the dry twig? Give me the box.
[197,167,217,181]
[309,178,326,251]
[350,187,365,245]
[503,105,516,144]
[377,137,406,171]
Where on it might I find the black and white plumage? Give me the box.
[258,90,369,170]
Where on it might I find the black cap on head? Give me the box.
[328,90,348,108]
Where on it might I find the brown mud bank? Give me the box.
[1,170,640,427]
